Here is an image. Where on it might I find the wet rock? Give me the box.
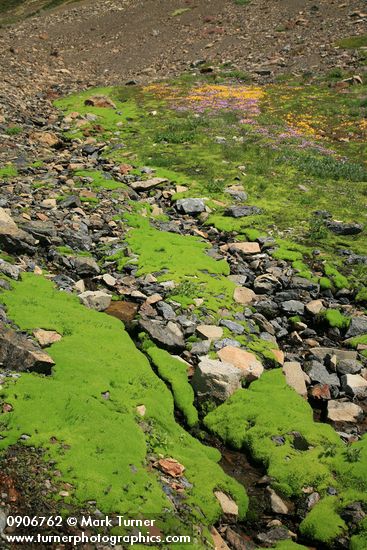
[233,287,256,305]
[281,300,305,315]
[327,220,363,236]
[0,208,36,254]
[192,356,242,401]
[267,488,289,514]
[79,290,112,311]
[106,301,138,324]
[0,260,20,280]
[282,362,307,397]
[218,346,264,381]
[139,319,185,350]
[341,374,367,398]
[220,319,245,335]
[345,316,367,338]
[225,205,262,218]
[73,256,100,277]
[197,325,223,340]
[214,491,239,518]
[304,360,340,386]
[327,400,363,422]
[33,329,62,348]
[176,198,206,215]
[130,177,168,191]
[0,323,55,374]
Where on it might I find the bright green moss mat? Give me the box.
[323,309,350,330]
[121,213,235,311]
[204,369,367,545]
[145,345,198,428]
[0,274,247,543]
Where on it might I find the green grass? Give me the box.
[0,165,18,179]
[338,35,367,49]
[0,274,247,544]
[74,169,126,190]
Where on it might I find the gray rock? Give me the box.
[345,316,367,339]
[327,221,363,236]
[304,360,340,386]
[311,347,357,362]
[213,338,241,351]
[73,256,100,277]
[257,527,291,545]
[0,322,55,374]
[139,319,185,350]
[156,301,176,320]
[281,300,305,315]
[192,357,242,401]
[176,198,205,215]
[0,260,20,280]
[225,205,262,218]
[190,340,211,355]
[79,290,111,311]
[341,374,367,398]
[219,319,245,335]
[254,274,281,294]
[336,359,362,375]
[60,195,82,209]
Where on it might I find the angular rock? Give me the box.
[0,323,55,374]
[0,260,20,280]
[214,491,239,517]
[218,346,264,381]
[327,221,363,236]
[253,274,280,294]
[336,359,362,375]
[176,198,206,215]
[341,374,367,398]
[282,362,307,397]
[139,319,185,350]
[79,290,111,311]
[229,242,261,255]
[33,329,62,348]
[192,357,242,401]
[327,400,363,423]
[130,177,168,191]
[306,299,325,315]
[219,319,245,335]
[73,256,100,277]
[345,316,367,338]
[0,208,36,254]
[233,287,256,305]
[225,205,262,218]
[106,301,138,324]
[281,300,305,315]
[311,347,357,362]
[304,360,340,387]
[190,340,211,355]
[267,488,289,515]
[210,528,230,550]
[197,325,223,340]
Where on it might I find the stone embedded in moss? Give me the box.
[299,497,346,543]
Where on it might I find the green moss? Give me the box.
[324,263,349,290]
[123,214,235,311]
[356,287,367,303]
[323,309,350,330]
[74,169,126,190]
[299,497,346,543]
[338,35,367,49]
[272,247,303,262]
[146,346,198,428]
[273,542,308,550]
[0,165,18,179]
[55,246,92,257]
[0,274,247,536]
[319,277,332,290]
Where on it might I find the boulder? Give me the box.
[327,400,363,422]
[106,301,138,324]
[176,198,206,215]
[233,287,256,305]
[281,300,305,315]
[218,346,264,381]
[0,260,20,280]
[310,347,357,362]
[229,242,261,255]
[192,357,242,401]
[327,221,363,236]
[304,360,340,387]
[0,323,55,374]
[197,325,223,340]
[225,205,262,218]
[79,290,111,311]
[139,319,185,350]
[73,256,100,277]
[33,329,62,348]
[0,208,36,254]
[341,374,367,398]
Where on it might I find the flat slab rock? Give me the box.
[129,177,168,191]
[0,323,55,374]
[327,400,364,423]
[218,346,264,381]
[282,361,307,397]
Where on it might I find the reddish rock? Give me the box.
[106,301,138,324]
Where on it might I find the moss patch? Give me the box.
[0,274,247,541]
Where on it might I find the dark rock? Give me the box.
[327,221,363,236]
[0,208,36,255]
[281,300,305,315]
[0,260,20,280]
[345,316,367,338]
[340,502,365,526]
[156,301,176,320]
[225,205,262,218]
[219,319,245,335]
[0,322,55,374]
[59,195,82,209]
[336,359,362,375]
[256,527,291,545]
[304,360,340,386]
[73,256,100,277]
